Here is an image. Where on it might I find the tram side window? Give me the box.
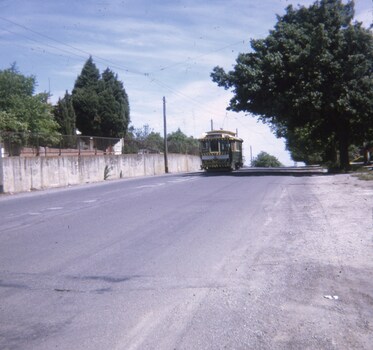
[200,141,209,152]
[232,141,242,151]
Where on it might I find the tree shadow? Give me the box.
[184,167,329,178]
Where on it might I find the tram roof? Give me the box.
[199,130,243,142]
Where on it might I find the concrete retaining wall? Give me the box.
[2,153,201,193]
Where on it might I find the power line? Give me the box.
[148,77,229,118]
[154,39,248,73]
[0,16,147,77]
[0,15,244,118]
[0,26,88,61]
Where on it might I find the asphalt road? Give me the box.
[0,169,372,349]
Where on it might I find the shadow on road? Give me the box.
[185,167,329,177]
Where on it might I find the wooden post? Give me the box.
[163,97,169,173]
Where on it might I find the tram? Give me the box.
[199,130,244,171]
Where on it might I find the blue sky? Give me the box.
[1,0,372,165]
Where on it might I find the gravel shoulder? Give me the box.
[278,174,373,349]
[174,174,373,350]
[253,174,373,349]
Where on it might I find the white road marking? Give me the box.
[134,177,197,189]
[135,183,166,189]
[167,177,196,184]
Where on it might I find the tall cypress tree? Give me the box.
[73,56,100,90]
[72,57,130,138]
[99,68,130,138]
[53,91,76,136]
[72,57,101,136]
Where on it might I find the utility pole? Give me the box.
[211,119,214,131]
[163,96,169,173]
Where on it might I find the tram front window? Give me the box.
[220,140,230,152]
[210,139,219,152]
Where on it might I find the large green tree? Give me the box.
[99,68,130,137]
[211,0,373,170]
[72,57,130,138]
[0,64,59,135]
[251,151,283,167]
[72,57,100,136]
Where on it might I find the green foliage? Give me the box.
[0,111,27,132]
[123,124,164,154]
[99,68,130,137]
[72,57,100,136]
[251,151,283,167]
[0,109,29,155]
[211,0,373,170]
[0,64,59,137]
[167,128,199,155]
[277,123,326,165]
[123,125,198,155]
[145,131,164,152]
[72,57,130,138]
[0,63,35,106]
[53,91,76,136]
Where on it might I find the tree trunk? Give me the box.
[363,143,372,165]
[324,141,337,164]
[337,120,350,171]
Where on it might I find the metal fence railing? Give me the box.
[0,132,129,157]
[0,131,199,157]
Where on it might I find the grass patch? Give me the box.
[350,165,373,181]
[353,172,373,181]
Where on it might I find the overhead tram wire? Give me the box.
[147,76,229,120]
[1,15,242,76]
[0,16,243,120]
[1,14,249,79]
[0,16,146,77]
[1,26,88,62]
[227,113,286,146]
[153,39,249,73]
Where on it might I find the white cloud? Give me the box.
[355,9,372,26]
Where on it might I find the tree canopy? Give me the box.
[167,128,199,155]
[251,151,283,167]
[123,125,199,155]
[211,0,373,170]
[0,64,59,135]
[124,124,164,154]
[72,57,130,138]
